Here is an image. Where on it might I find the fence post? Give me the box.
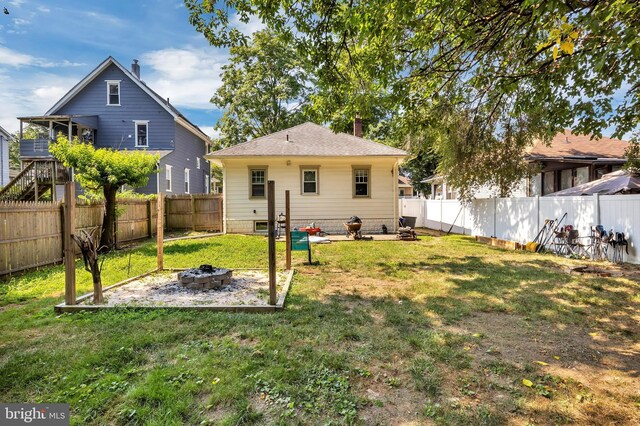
[147,199,152,238]
[285,190,291,271]
[157,192,164,270]
[63,182,76,305]
[191,194,196,232]
[594,193,600,225]
[267,181,277,305]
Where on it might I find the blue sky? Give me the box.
[0,0,262,136]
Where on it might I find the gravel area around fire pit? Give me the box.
[79,270,287,307]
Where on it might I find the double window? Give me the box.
[300,166,319,195]
[353,166,371,197]
[106,80,121,106]
[249,167,267,198]
[184,168,190,194]
[134,121,148,147]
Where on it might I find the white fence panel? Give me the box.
[400,194,640,264]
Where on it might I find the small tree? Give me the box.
[623,138,640,175]
[50,136,159,250]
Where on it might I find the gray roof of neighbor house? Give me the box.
[207,122,407,158]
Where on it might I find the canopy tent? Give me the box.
[546,170,640,196]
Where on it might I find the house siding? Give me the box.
[0,132,9,186]
[221,156,399,234]
[52,64,177,151]
[155,124,209,194]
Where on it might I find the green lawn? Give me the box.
[1,234,638,425]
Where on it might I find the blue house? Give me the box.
[1,57,210,201]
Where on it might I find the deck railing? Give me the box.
[0,160,68,201]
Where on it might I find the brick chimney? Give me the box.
[131,59,140,79]
[353,113,362,138]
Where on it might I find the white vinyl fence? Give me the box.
[400,195,640,264]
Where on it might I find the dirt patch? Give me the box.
[443,312,640,425]
[79,270,286,307]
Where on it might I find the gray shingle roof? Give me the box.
[207,122,407,158]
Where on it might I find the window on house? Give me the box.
[106,80,120,105]
[575,167,589,186]
[353,167,370,197]
[254,221,268,232]
[249,168,267,198]
[134,121,148,147]
[543,171,555,195]
[184,168,190,194]
[165,165,172,192]
[196,157,201,169]
[301,167,319,194]
[204,173,209,193]
[529,173,542,196]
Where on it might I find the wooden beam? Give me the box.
[267,180,276,305]
[157,192,164,270]
[147,199,152,238]
[285,190,291,271]
[63,181,76,305]
[191,194,196,231]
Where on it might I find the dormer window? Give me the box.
[134,120,149,147]
[106,80,121,106]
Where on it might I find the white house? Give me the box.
[0,125,10,187]
[206,122,407,234]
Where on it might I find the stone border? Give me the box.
[54,268,294,313]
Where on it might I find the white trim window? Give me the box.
[196,157,201,169]
[134,120,149,147]
[353,167,371,197]
[184,168,190,194]
[165,164,172,192]
[204,173,210,193]
[106,80,121,106]
[301,167,319,194]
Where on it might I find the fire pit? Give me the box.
[177,264,233,290]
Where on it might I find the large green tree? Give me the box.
[188,0,640,199]
[212,29,312,147]
[50,136,158,250]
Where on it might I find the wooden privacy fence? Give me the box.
[0,194,223,276]
[165,194,223,231]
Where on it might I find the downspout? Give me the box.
[393,160,399,232]
[222,160,227,234]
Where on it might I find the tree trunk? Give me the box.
[91,263,103,304]
[100,185,118,251]
[73,229,104,304]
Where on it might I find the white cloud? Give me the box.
[37,6,50,13]
[140,47,228,109]
[198,126,220,139]
[230,13,265,36]
[0,45,34,66]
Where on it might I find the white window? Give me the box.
[249,168,267,198]
[301,167,319,194]
[134,121,148,147]
[184,168,190,194]
[106,80,121,106]
[254,221,268,232]
[196,157,201,169]
[353,167,370,197]
[165,164,172,192]
[204,174,210,193]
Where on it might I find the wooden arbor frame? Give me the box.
[56,181,293,313]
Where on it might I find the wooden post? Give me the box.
[51,161,57,202]
[191,195,196,231]
[157,192,164,270]
[285,190,291,271]
[63,181,76,305]
[147,199,152,238]
[267,181,276,305]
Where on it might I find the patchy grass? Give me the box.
[0,233,638,425]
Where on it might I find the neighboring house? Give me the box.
[2,57,210,201]
[0,125,9,187]
[525,129,627,196]
[206,122,407,234]
[398,175,416,198]
[423,129,628,199]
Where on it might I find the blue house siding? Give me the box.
[0,131,9,186]
[160,124,209,194]
[52,64,176,151]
